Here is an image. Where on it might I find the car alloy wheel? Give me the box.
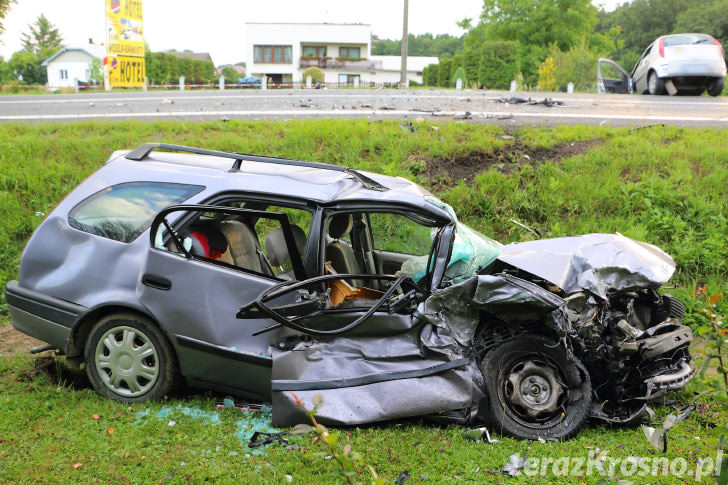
[85,313,177,402]
[94,325,160,397]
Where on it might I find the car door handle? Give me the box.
[142,273,172,291]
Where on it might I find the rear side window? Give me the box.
[68,182,204,243]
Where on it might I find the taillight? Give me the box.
[658,37,665,57]
[709,35,724,57]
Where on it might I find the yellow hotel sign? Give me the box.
[106,0,144,58]
[106,55,146,87]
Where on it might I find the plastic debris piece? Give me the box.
[285,475,293,483]
[248,431,289,448]
[462,426,499,443]
[395,470,410,484]
[161,99,174,104]
[502,453,527,476]
[641,405,695,452]
[168,420,176,426]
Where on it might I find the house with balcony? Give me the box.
[244,22,437,86]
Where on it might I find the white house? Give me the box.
[244,22,437,86]
[42,45,106,88]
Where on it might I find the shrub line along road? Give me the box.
[1,89,727,126]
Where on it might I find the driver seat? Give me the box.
[325,214,364,287]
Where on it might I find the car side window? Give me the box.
[153,206,308,280]
[251,205,312,278]
[368,213,433,256]
[68,182,204,243]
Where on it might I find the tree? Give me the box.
[451,66,468,87]
[89,57,103,85]
[0,56,13,82]
[479,0,600,80]
[21,14,63,58]
[437,58,453,87]
[422,63,439,86]
[371,33,463,57]
[0,0,14,38]
[9,50,46,84]
[221,66,239,84]
[479,41,520,89]
[675,0,728,45]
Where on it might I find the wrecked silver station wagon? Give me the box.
[5,143,694,440]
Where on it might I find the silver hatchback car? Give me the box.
[598,33,726,96]
[5,143,695,440]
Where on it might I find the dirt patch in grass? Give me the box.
[0,323,44,355]
[424,137,603,191]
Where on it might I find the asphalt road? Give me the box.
[1,88,727,127]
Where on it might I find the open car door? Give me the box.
[597,58,634,94]
[139,205,306,400]
[237,223,483,427]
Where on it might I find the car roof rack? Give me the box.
[125,143,389,192]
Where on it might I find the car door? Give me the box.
[631,43,654,92]
[138,204,306,400]
[237,216,475,427]
[597,58,633,94]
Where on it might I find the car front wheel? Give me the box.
[648,71,665,95]
[85,313,177,403]
[479,334,591,440]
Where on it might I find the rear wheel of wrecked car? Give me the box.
[648,71,665,95]
[708,77,724,97]
[479,334,591,440]
[85,313,177,403]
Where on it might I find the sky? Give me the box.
[0,0,623,66]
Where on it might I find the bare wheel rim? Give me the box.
[498,353,569,427]
[94,325,160,397]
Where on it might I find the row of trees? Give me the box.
[144,52,217,85]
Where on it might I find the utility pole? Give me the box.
[399,0,409,86]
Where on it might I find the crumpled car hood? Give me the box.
[496,233,675,298]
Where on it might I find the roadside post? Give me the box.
[179,76,185,91]
[456,78,462,90]
[306,76,312,89]
[567,82,574,93]
[219,76,225,90]
[510,80,517,92]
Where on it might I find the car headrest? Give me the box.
[265,225,307,267]
[328,214,353,240]
[188,224,228,259]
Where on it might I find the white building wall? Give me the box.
[245,23,371,82]
[46,50,98,87]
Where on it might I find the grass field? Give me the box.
[1,119,727,482]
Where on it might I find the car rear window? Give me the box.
[664,34,713,47]
[68,182,204,243]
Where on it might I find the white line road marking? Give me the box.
[0,92,726,108]
[1,109,727,123]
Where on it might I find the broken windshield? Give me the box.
[398,197,502,283]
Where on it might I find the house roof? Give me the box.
[42,45,107,66]
[167,50,214,63]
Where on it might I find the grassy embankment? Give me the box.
[0,120,727,483]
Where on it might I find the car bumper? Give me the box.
[4,280,86,353]
[656,59,727,78]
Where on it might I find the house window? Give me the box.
[59,69,68,80]
[338,74,359,85]
[338,46,360,59]
[302,46,326,57]
[254,45,292,64]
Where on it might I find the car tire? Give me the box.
[478,334,591,441]
[85,313,178,403]
[707,77,725,97]
[647,71,664,95]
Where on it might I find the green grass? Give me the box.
[1,119,728,482]
[0,353,725,483]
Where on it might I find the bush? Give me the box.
[478,41,519,89]
[451,66,467,87]
[422,63,439,86]
[302,66,324,84]
[551,40,602,92]
[537,56,557,92]
[437,58,453,87]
